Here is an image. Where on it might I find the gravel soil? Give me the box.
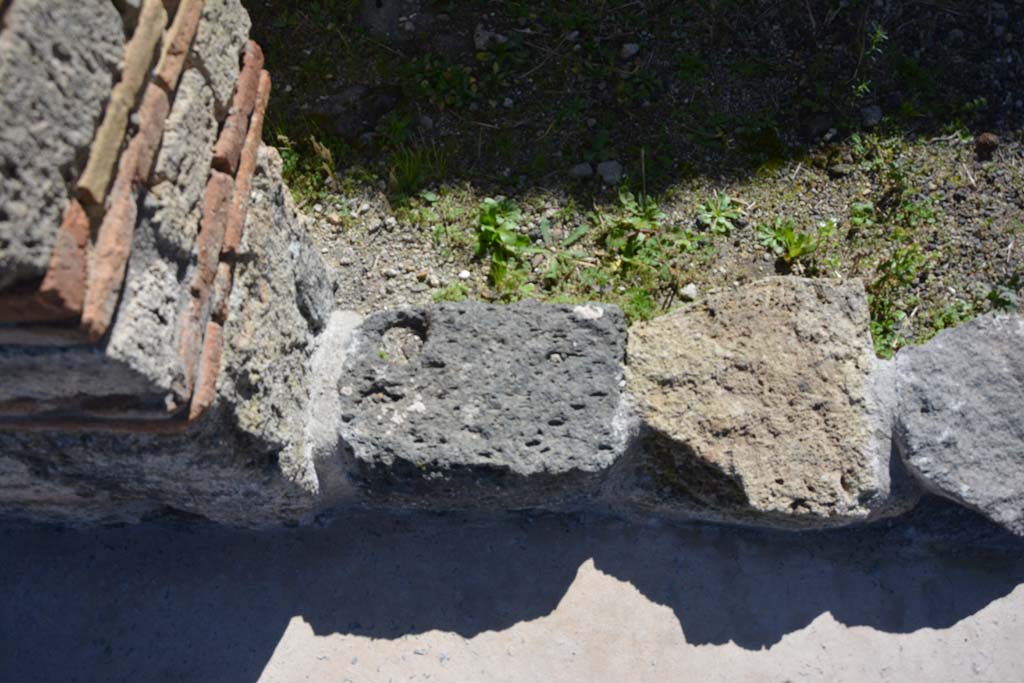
[249,0,1023,354]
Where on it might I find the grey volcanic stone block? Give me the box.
[186,0,250,120]
[337,302,629,507]
[896,313,1024,535]
[0,0,122,289]
[624,277,909,528]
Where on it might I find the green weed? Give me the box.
[475,197,533,287]
[757,218,835,272]
[697,192,742,235]
[433,282,470,302]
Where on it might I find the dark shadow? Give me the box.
[2,497,1024,681]
[245,0,1022,203]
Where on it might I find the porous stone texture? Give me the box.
[186,0,251,120]
[147,68,218,260]
[217,145,334,493]
[337,302,629,507]
[625,277,900,527]
[103,196,194,411]
[0,0,122,289]
[0,147,336,527]
[0,455,155,525]
[0,345,162,404]
[0,424,319,527]
[102,70,218,407]
[895,313,1024,535]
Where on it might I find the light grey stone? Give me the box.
[597,160,623,185]
[0,0,122,289]
[302,310,364,503]
[0,454,157,525]
[624,277,910,528]
[0,423,319,527]
[620,43,640,59]
[186,0,250,120]
[104,194,194,410]
[217,145,334,491]
[895,313,1024,535]
[147,68,217,259]
[336,301,629,507]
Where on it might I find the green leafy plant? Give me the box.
[757,218,835,271]
[849,201,876,230]
[475,197,532,287]
[433,282,470,302]
[697,192,742,235]
[599,190,667,262]
[867,244,929,358]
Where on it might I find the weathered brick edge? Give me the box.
[76,0,167,207]
[212,41,264,175]
[222,69,272,257]
[0,200,90,325]
[154,0,204,92]
[180,65,272,421]
[80,84,171,342]
[1,1,204,329]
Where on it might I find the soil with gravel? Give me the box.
[249,0,1023,351]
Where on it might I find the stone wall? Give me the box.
[0,0,333,525]
[0,0,280,424]
[0,1,1021,537]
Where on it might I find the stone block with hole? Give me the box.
[624,277,913,528]
[335,301,629,507]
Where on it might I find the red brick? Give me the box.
[37,199,90,316]
[193,171,234,296]
[211,41,265,175]
[176,296,205,398]
[80,177,137,342]
[176,171,233,397]
[129,84,172,184]
[0,198,90,324]
[222,70,272,258]
[76,0,168,207]
[78,84,171,342]
[188,320,224,421]
[154,0,204,92]
[0,291,70,323]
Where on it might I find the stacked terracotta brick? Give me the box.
[0,0,270,429]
